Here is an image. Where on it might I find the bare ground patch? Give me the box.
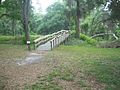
[0,45,52,90]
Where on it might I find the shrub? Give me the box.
[80,33,97,45]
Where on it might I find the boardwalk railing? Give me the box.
[50,30,69,50]
[33,30,70,50]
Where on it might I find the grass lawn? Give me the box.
[26,45,120,90]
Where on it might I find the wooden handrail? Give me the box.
[33,30,70,50]
[50,30,70,50]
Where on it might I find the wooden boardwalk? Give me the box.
[37,41,51,51]
[34,30,70,51]
[17,30,70,66]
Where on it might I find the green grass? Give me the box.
[26,45,120,90]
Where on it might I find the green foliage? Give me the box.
[1,0,21,20]
[81,7,110,36]
[37,2,69,35]
[0,0,38,42]
[116,29,120,37]
[66,31,97,46]
[0,0,120,44]
[109,0,120,22]
[80,34,97,45]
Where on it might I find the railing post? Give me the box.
[55,37,57,47]
[50,41,52,50]
[53,39,55,48]
[58,36,59,46]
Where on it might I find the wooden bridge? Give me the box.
[33,30,70,51]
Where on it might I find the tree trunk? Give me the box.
[67,0,72,30]
[12,19,16,36]
[21,0,31,50]
[75,0,80,38]
[0,0,1,4]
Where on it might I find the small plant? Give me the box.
[78,80,87,87]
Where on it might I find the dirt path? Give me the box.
[0,43,53,90]
[1,50,52,90]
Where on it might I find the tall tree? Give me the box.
[64,0,106,38]
[65,0,72,30]
[19,0,31,50]
[75,0,80,38]
[65,0,81,38]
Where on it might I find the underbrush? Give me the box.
[65,33,97,46]
[0,35,40,44]
[98,39,120,48]
[67,31,120,48]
